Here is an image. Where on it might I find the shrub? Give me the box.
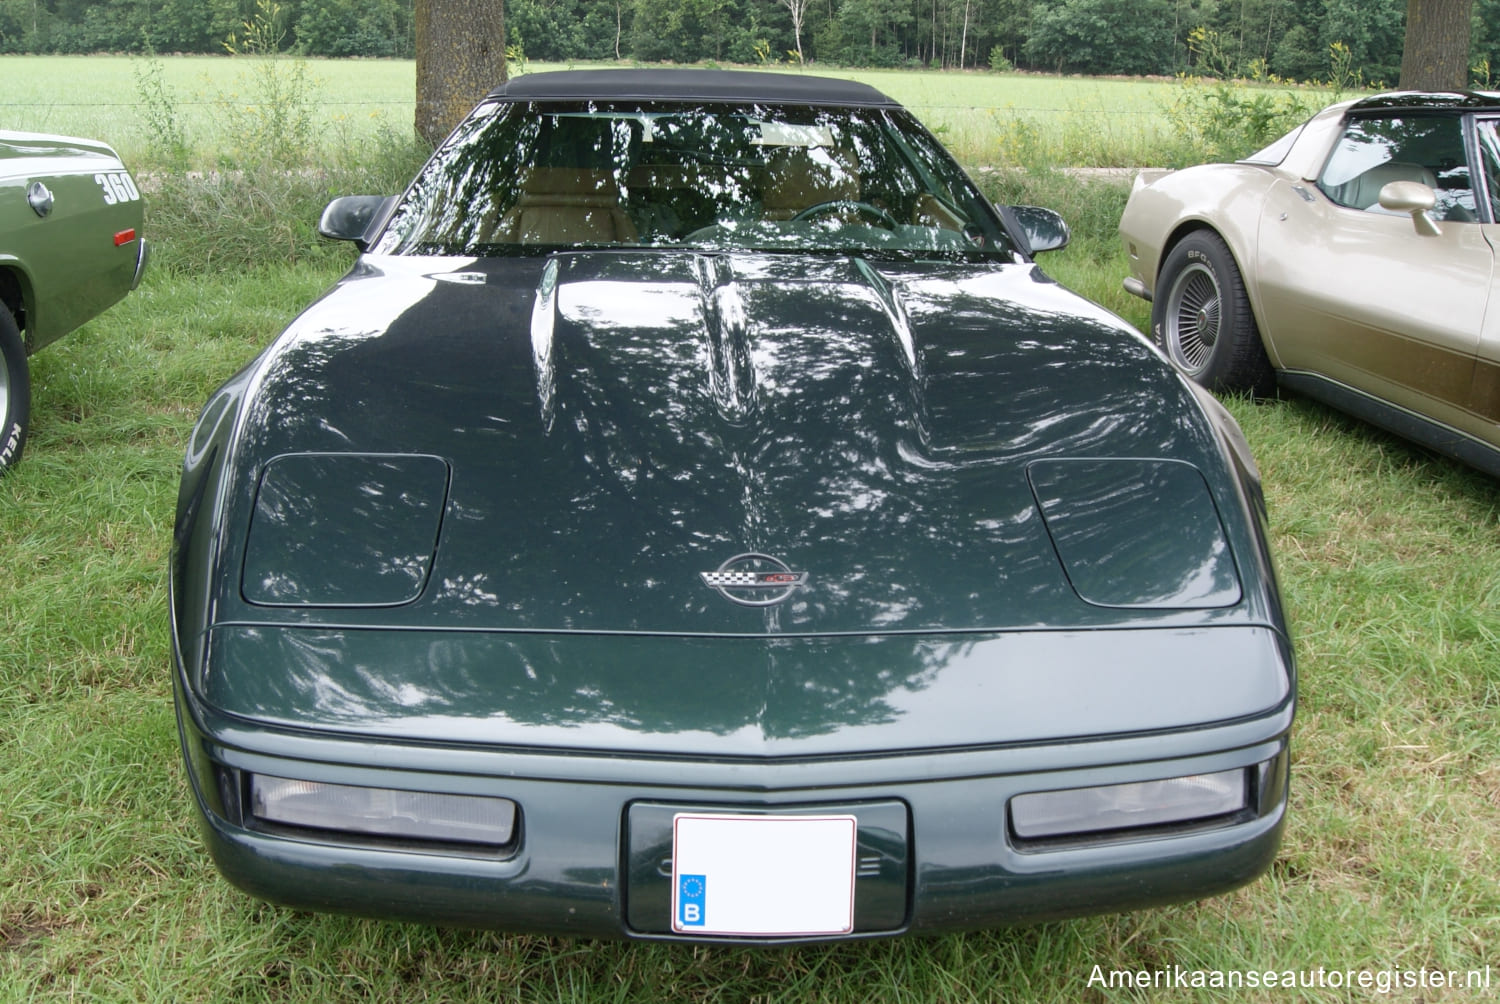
[147,127,429,276]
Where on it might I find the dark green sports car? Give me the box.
[172,70,1294,942]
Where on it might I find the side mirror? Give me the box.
[318,196,396,249]
[1377,181,1441,237]
[1007,205,1071,253]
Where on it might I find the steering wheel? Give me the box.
[790,200,898,229]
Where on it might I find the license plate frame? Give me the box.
[670,812,858,937]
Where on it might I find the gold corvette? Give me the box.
[1120,91,1500,476]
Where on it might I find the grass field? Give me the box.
[2,58,1497,1003]
[0,54,1325,169]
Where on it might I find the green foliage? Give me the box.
[295,0,410,58]
[630,0,740,62]
[131,48,191,170]
[981,168,1131,268]
[1162,77,1318,165]
[505,37,529,77]
[1318,0,1403,87]
[988,44,1012,73]
[1024,0,1176,76]
[222,0,292,56]
[217,0,317,168]
[822,0,914,66]
[146,122,428,275]
[991,111,1048,168]
[1472,57,1493,89]
[1475,0,1500,88]
[1160,28,1352,165]
[0,0,1435,83]
[507,0,625,63]
[1271,23,1324,82]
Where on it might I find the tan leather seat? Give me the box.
[492,168,638,244]
[761,147,859,220]
[1341,161,1438,211]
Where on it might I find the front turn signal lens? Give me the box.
[1011,768,1247,840]
[249,775,517,847]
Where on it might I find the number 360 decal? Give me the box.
[95,171,141,205]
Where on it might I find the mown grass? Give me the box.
[2,62,1498,1003]
[0,54,1333,170]
[0,54,418,170]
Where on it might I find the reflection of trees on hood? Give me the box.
[218,627,985,741]
[236,250,1219,639]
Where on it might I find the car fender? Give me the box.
[172,363,259,680]
[0,131,147,350]
[1121,164,1282,365]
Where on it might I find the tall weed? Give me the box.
[129,0,431,277]
[1161,77,1316,164]
[1160,29,1358,165]
[215,0,317,168]
[131,48,190,170]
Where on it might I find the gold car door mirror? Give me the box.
[1377,180,1442,237]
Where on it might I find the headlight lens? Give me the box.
[250,775,517,847]
[1011,768,1247,840]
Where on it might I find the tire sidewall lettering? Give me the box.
[0,421,21,468]
[0,311,29,474]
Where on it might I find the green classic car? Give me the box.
[1,130,149,473]
[173,70,1294,942]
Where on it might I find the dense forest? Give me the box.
[2,0,1497,85]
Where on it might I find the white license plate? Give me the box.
[670,813,858,936]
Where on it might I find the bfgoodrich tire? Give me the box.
[1151,231,1275,396]
[0,308,30,475]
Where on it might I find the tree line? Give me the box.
[2,0,1497,85]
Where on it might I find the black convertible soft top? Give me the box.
[1348,89,1500,114]
[487,69,899,108]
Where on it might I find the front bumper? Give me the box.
[175,661,1291,943]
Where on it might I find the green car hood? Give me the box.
[194,250,1274,636]
[177,251,1287,753]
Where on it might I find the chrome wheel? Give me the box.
[1150,231,1273,395]
[1165,261,1221,375]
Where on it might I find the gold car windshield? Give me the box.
[374,101,1014,258]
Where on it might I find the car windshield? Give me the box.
[1241,122,1305,166]
[373,100,1015,258]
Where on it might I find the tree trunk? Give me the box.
[778,0,807,63]
[960,0,971,70]
[1399,0,1473,90]
[932,0,938,67]
[414,0,506,148]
